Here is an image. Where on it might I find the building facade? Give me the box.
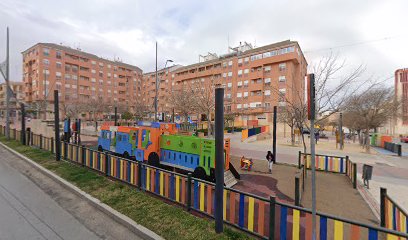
[0,81,24,118]
[143,40,307,125]
[22,43,143,118]
[391,68,408,135]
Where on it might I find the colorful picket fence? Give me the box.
[241,126,270,141]
[381,188,408,237]
[299,152,357,189]
[1,126,408,239]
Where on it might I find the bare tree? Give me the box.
[168,86,196,123]
[190,77,222,136]
[342,87,400,152]
[134,99,150,121]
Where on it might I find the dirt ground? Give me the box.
[230,156,379,225]
[230,155,299,204]
[301,170,379,225]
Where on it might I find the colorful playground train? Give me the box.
[97,121,231,180]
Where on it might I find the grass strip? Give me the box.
[0,137,250,240]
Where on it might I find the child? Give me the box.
[266,151,274,173]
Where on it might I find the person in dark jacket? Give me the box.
[266,151,274,173]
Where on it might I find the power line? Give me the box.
[304,35,404,53]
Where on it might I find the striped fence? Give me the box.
[1,126,408,239]
[295,164,307,206]
[381,188,408,237]
[241,126,270,141]
[299,152,357,189]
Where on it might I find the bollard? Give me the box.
[39,134,43,149]
[30,131,33,146]
[269,196,276,240]
[187,173,192,212]
[380,187,387,227]
[298,151,301,169]
[82,145,86,166]
[353,163,357,189]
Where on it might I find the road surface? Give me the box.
[0,144,143,240]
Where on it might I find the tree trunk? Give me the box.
[207,111,212,137]
[364,129,370,153]
[290,125,295,146]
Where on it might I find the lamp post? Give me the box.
[154,55,173,121]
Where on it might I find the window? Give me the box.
[222,73,227,78]
[228,72,232,77]
[99,71,103,77]
[237,81,242,87]
[227,82,232,88]
[91,78,96,82]
[244,57,249,63]
[226,93,231,98]
[237,92,242,98]
[237,104,242,109]
[91,69,96,74]
[279,63,286,71]
[264,66,271,72]
[65,65,71,72]
[265,102,271,108]
[43,48,49,56]
[264,90,271,96]
[250,53,262,61]
[244,69,249,74]
[56,62,62,69]
[65,74,71,80]
[265,78,271,84]
[91,60,96,65]
[222,62,227,68]
[228,60,233,66]
[238,70,243,76]
[279,76,286,82]
[243,104,249,109]
[238,58,243,64]
[243,92,248,98]
[56,72,62,80]
[72,75,78,80]
[43,59,49,65]
[56,51,62,59]
[72,65,78,73]
[244,80,249,86]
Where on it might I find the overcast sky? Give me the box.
[0,0,407,84]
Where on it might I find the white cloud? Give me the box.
[0,0,407,84]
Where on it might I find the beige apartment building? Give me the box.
[143,40,307,125]
[0,81,24,118]
[22,43,143,118]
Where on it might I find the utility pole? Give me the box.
[272,106,277,163]
[5,27,10,140]
[308,73,317,240]
[214,86,224,233]
[21,103,25,145]
[154,41,158,122]
[339,112,343,150]
[43,69,48,120]
[54,90,61,161]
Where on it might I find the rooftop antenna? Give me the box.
[227,34,230,53]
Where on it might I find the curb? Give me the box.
[0,141,164,240]
[355,175,381,221]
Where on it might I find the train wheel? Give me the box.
[123,151,130,159]
[98,145,103,152]
[192,167,207,180]
[148,152,160,167]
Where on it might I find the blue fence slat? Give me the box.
[89,150,93,168]
[280,206,287,240]
[142,166,146,190]
[393,206,397,230]
[107,155,111,176]
[127,161,131,182]
[170,173,175,200]
[238,194,245,228]
[340,158,344,173]
[194,181,199,209]
[368,228,378,240]
[325,156,329,171]
[97,153,101,170]
[320,216,327,240]
[155,169,160,195]
[116,159,120,178]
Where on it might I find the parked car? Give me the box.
[400,136,408,143]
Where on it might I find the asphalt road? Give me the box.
[0,144,143,240]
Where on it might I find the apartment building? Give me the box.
[0,81,24,118]
[22,43,143,117]
[388,68,408,135]
[143,40,307,125]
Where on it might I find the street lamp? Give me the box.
[154,55,174,121]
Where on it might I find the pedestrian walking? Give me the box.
[266,151,274,173]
